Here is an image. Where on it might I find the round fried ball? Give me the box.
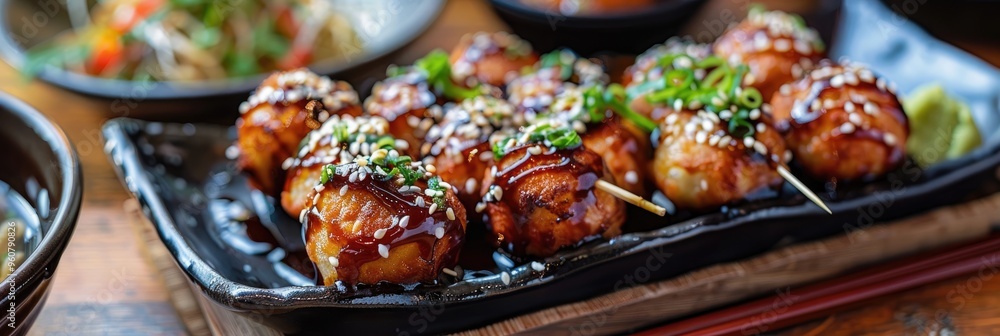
[770,61,909,181]
[236,69,362,194]
[479,144,625,257]
[302,161,467,286]
[450,31,539,88]
[713,9,825,100]
[652,109,787,210]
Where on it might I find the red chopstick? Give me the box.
[639,235,1000,336]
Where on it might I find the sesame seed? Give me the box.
[428,203,439,214]
[399,215,410,228]
[784,150,793,163]
[876,78,887,91]
[709,135,721,146]
[849,113,863,125]
[840,122,856,134]
[625,171,639,184]
[700,180,708,190]
[844,102,856,113]
[830,75,844,88]
[475,202,486,213]
[328,256,339,267]
[415,196,425,207]
[528,146,542,155]
[701,119,714,131]
[844,72,859,86]
[695,131,708,144]
[666,113,679,125]
[492,186,504,201]
[753,142,768,155]
[823,99,835,110]
[756,123,767,133]
[446,207,456,220]
[794,40,811,54]
[299,209,308,223]
[884,133,897,146]
[743,137,756,148]
[719,135,732,148]
[378,244,390,258]
[340,184,349,196]
[779,84,792,96]
[501,272,511,285]
[442,268,458,277]
[374,228,387,239]
[531,262,545,272]
[348,171,358,183]
[719,110,733,120]
[864,102,879,115]
[435,227,445,239]
[859,70,875,83]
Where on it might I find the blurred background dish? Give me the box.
[0,92,82,335]
[0,0,444,119]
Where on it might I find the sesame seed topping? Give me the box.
[435,227,445,239]
[830,75,844,88]
[428,203,439,214]
[743,137,756,148]
[884,133,897,146]
[446,207,456,221]
[840,122,856,134]
[339,185,349,196]
[779,84,792,96]
[475,202,486,213]
[491,186,504,201]
[399,215,410,228]
[442,268,458,277]
[531,262,545,271]
[844,102,856,113]
[378,244,390,258]
[774,39,791,52]
[501,272,511,285]
[863,102,879,115]
[328,256,339,267]
[374,228,387,239]
[700,179,708,190]
[753,142,768,155]
[849,113,863,125]
[625,171,639,184]
[528,146,542,155]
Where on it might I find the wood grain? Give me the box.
[2,0,998,334]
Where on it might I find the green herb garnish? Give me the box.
[493,122,582,159]
[389,50,481,100]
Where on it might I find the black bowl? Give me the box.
[0,0,444,120]
[0,92,82,335]
[488,0,709,55]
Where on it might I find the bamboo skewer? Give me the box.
[596,180,667,216]
[777,166,832,214]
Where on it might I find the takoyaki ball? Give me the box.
[364,71,439,156]
[535,49,608,85]
[506,71,572,117]
[479,124,626,257]
[281,115,396,217]
[546,86,652,196]
[622,39,713,122]
[236,69,362,194]
[450,32,538,88]
[301,154,467,285]
[653,109,788,210]
[421,96,518,210]
[713,8,825,100]
[770,61,908,181]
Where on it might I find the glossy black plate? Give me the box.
[102,0,1000,334]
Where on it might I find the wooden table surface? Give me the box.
[2,0,997,334]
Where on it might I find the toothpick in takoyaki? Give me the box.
[236,69,362,194]
[301,147,466,286]
[770,60,909,181]
[714,6,825,99]
[478,121,626,257]
[449,31,539,88]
